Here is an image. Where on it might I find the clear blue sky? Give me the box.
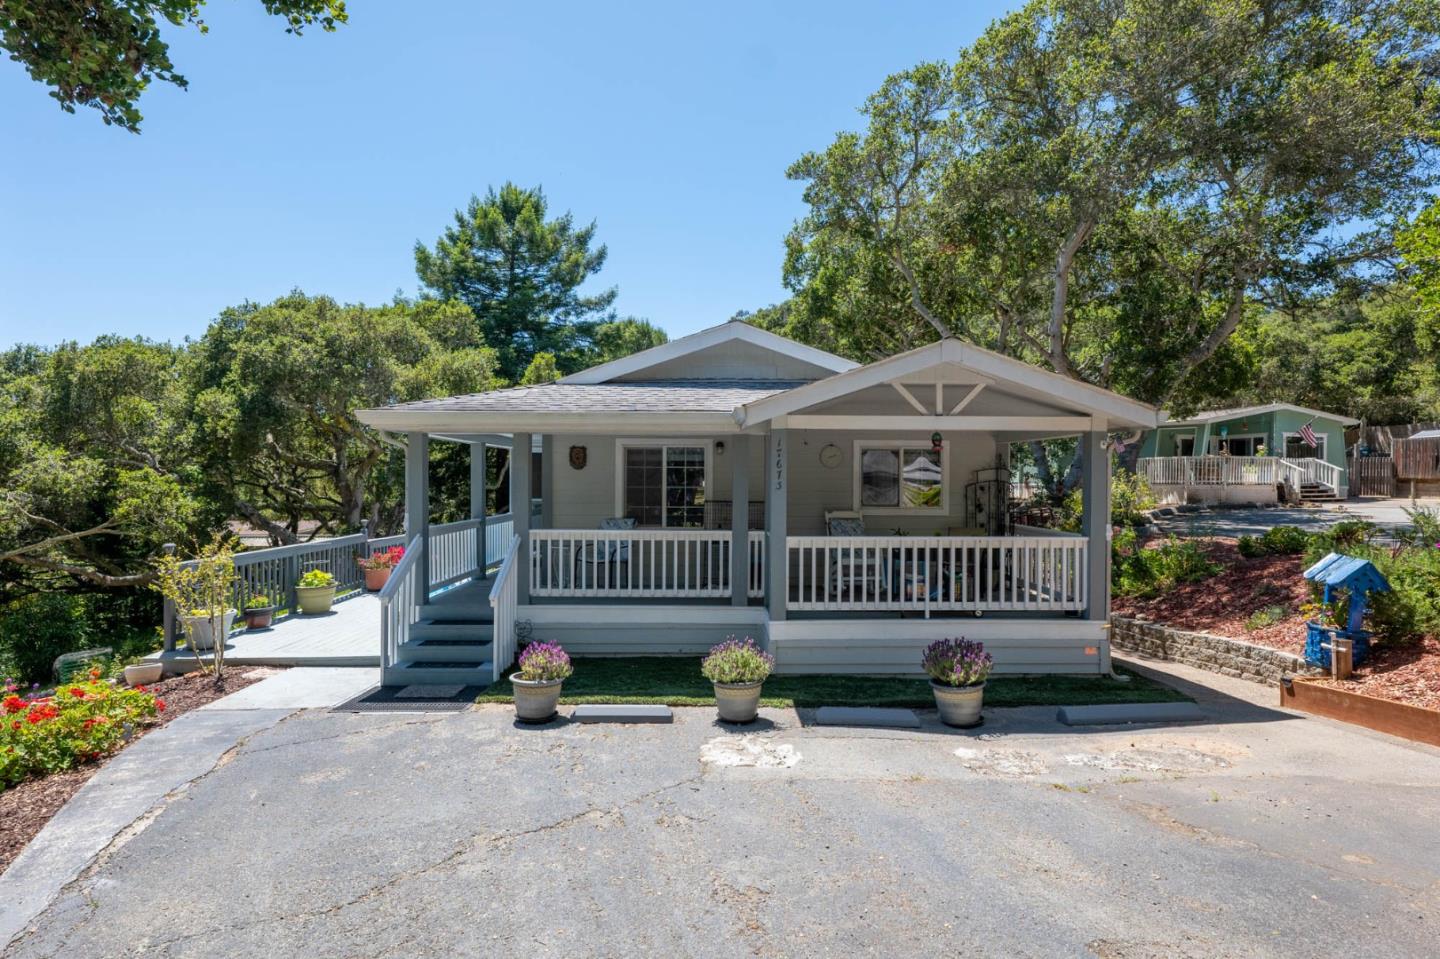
[0,1,1005,347]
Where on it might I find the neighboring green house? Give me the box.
[1138,403,1358,503]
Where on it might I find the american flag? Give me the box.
[1299,421,1318,448]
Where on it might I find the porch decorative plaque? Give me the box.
[569,445,587,470]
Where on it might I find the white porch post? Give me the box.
[729,434,750,607]
[765,429,787,621]
[511,432,532,603]
[405,432,431,601]
[540,434,555,528]
[1080,430,1111,666]
[471,441,487,578]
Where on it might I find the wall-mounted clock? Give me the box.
[819,444,843,469]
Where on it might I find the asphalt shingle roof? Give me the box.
[378,379,810,414]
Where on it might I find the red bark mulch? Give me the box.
[1113,538,1440,711]
[0,667,276,876]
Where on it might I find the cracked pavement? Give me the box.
[5,663,1440,958]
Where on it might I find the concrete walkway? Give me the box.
[0,668,379,948]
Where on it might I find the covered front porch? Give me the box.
[356,334,1156,685]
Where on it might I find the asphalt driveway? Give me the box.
[1154,498,1431,538]
[5,662,1439,959]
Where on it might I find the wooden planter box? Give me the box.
[1281,678,1440,748]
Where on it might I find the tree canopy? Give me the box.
[415,183,620,380]
[1,1,348,132]
[777,0,1440,412]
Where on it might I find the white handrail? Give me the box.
[529,529,746,599]
[488,534,521,683]
[786,535,1087,615]
[1282,457,1341,492]
[1138,456,1283,486]
[747,531,766,599]
[378,535,425,674]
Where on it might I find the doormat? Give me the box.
[332,685,485,713]
[395,684,465,698]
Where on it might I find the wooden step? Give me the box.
[411,621,494,642]
[385,661,494,686]
[399,637,493,663]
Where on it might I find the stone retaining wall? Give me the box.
[1111,616,1320,685]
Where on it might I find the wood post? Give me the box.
[471,442,487,578]
[729,434,750,607]
[405,432,431,601]
[765,429,788,622]
[161,543,177,651]
[1081,430,1111,669]
[511,432,532,604]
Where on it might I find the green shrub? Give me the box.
[1260,526,1310,555]
[0,593,91,685]
[297,569,336,588]
[1057,468,1157,532]
[1300,537,1440,644]
[1401,505,1440,548]
[1245,605,1289,630]
[1113,532,1222,598]
[1311,519,1378,554]
[700,636,774,685]
[1237,535,1263,558]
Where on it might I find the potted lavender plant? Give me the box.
[923,637,992,728]
[510,642,573,723]
[701,636,774,724]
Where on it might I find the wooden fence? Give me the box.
[1347,455,1395,497]
[1394,437,1440,481]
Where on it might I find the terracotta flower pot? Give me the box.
[713,681,764,723]
[363,567,392,591]
[931,680,985,728]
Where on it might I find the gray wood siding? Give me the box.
[544,429,997,534]
[769,619,1104,675]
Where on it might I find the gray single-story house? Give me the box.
[1137,402,1358,504]
[355,322,1160,686]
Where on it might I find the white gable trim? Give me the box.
[559,321,858,385]
[734,339,1159,430]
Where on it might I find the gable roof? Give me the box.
[733,338,1160,430]
[1158,403,1359,428]
[559,320,858,384]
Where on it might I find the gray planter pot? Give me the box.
[511,676,564,723]
[931,680,985,728]
[296,585,337,615]
[123,661,164,686]
[713,681,764,724]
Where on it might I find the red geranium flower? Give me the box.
[69,687,86,699]
[155,699,166,712]
[2,694,24,714]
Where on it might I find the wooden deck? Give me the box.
[152,579,496,672]
[152,593,383,671]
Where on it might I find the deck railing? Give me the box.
[1139,455,1341,493]
[488,535,521,682]
[379,535,425,675]
[785,535,1088,615]
[747,531,766,599]
[161,514,513,650]
[529,529,753,599]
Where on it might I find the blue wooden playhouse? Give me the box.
[1302,552,1390,669]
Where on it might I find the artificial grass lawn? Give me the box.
[474,656,1189,708]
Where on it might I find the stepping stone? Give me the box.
[814,706,921,729]
[572,705,673,724]
[1056,702,1205,726]
[395,684,465,699]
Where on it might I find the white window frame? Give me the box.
[1281,431,1327,461]
[613,438,714,528]
[851,439,950,515]
[1207,432,1265,456]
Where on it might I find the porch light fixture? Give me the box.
[930,432,943,453]
[715,441,726,455]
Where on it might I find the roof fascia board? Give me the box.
[355,409,740,435]
[786,414,1095,432]
[559,322,858,385]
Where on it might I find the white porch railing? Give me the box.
[1283,457,1342,492]
[429,517,484,590]
[1139,456,1283,487]
[488,534,520,682]
[379,535,425,674]
[1139,455,1340,493]
[747,531,766,599]
[786,535,1088,614]
[484,513,514,569]
[529,529,750,599]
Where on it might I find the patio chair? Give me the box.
[824,510,886,598]
[573,517,636,589]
